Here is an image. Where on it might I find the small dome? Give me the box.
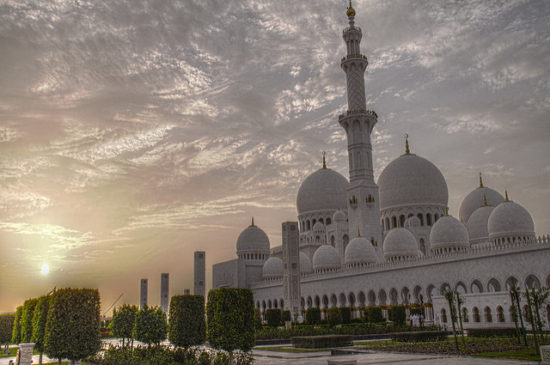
[236,222,270,254]
[404,216,421,228]
[383,227,419,260]
[313,221,325,232]
[262,257,283,279]
[430,215,470,251]
[488,200,535,240]
[459,186,504,223]
[466,205,494,244]
[333,210,346,222]
[297,167,349,215]
[312,245,341,272]
[378,153,448,211]
[300,252,313,274]
[345,236,377,265]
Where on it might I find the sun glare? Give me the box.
[40,263,50,275]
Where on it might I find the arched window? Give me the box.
[339,293,347,307]
[330,235,335,247]
[378,289,387,306]
[497,306,505,322]
[471,280,483,293]
[487,278,501,292]
[322,295,329,309]
[390,288,398,306]
[307,220,311,230]
[392,216,397,228]
[426,213,432,226]
[343,235,349,251]
[441,309,447,323]
[358,291,366,308]
[462,307,469,322]
[525,275,541,289]
[399,215,405,227]
[473,307,480,322]
[484,307,492,322]
[314,296,320,308]
[268,300,272,309]
[326,217,331,225]
[417,213,424,226]
[331,294,338,308]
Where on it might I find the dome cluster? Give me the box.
[344,236,377,268]
[430,214,469,254]
[383,227,419,262]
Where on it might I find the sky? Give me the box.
[1,0,549,313]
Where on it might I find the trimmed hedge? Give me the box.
[11,306,22,344]
[340,307,351,324]
[467,328,518,338]
[282,310,291,322]
[133,306,167,346]
[254,308,263,330]
[265,309,282,327]
[0,313,14,345]
[305,308,321,325]
[207,288,255,354]
[45,288,101,361]
[389,305,406,325]
[327,308,342,326]
[31,295,50,353]
[390,331,447,342]
[365,306,384,323]
[291,335,352,348]
[169,295,205,348]
[110,304,138,346]
[21,298,38,343]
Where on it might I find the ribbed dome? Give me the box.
[488,201,535,240]
[345,236,377,265]
[313,221,325,232]
[312,245,341,272]
[297,167,349,214]
[378,153,448,210]
[333,210,346,222]
[300,252,313,274]
[466,205,494,244]
[430,215,470,251]
[236,223,270,254]
[383,227,419,260]
[262,257,283,279]
[459,186,504,223]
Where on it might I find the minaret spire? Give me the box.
[251,217,255,226]
[322,151,326,169]
[405,134,410,155]
[505,189,509,201]
[479,173,484,188]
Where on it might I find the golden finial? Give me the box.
[357,228,361,237]
[322,151,326,169]
[346,0,356,17]
[251,217,255,226]
[445,207,449,216]
[479,173,484,188]
[505,189,509,202]
[405,133,410,155]
[483,194,488,206]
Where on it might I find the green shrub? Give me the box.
[254,308,263,330]
[305,308,321,325]
[265,309,282,327]
[133,306,167,346]
[110,304,138,347]
[21,298,38,342]
[390,331,447,342]
[169,295,205,348]
[11,306,22,344]
[0,313,15,346]
[389,305,406,325]
[365,306,384,323]
[207,288,255,357]
[282,310,291,322]
[327,308,342,326]
[31,295,50,356]
[467,327,518,338]
[340,307,351,324]
[45,288,101,362]
[291,335,352,348]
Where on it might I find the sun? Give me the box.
[40,263,50,275]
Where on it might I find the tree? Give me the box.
[110,304,138,348]
[45,288,101,364]
[32,296,51,365]
[443,289,460,352]
[11,306,22,344]
[0,313,15,351]
[133,306,167,347]
[254,308,263,330]
[265,309,282,327]
[327,307,342,326]
[207,288,255,364]
[169,295,205,348]
[21,298,38,343]
[305,308,321,325]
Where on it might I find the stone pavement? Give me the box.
[252,349,539,365]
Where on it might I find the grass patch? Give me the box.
[473,349,541,361]
[0,348,18,358]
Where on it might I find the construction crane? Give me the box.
[102,293,124,318]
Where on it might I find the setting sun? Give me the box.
[40,263,50,275]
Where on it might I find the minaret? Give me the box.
[338,1,381,252]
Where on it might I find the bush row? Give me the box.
[291,335,352,348]
[467,327,519,338]
[389,331,448,343]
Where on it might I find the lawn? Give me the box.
[473,349,540,361]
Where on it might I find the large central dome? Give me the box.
[297,167,349,214]
[378,153,448,210]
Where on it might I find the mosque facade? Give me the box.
[212,3,550,328]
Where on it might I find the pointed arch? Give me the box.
[339,293,347,307]
[331,294,338,308]
[378,289,387,306]
[389,288,398,306]
[455,282,467,294]
[525,275,541,289]
[368,290,376,306]
[487,278,501,292]
[471,280,483,293]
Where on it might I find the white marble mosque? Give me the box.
[212,3,550,328]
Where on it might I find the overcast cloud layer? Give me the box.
[1,0,549,312]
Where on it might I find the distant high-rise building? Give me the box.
[194,251,206,297]
[140,279,148,309]
[160,273,169,314]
